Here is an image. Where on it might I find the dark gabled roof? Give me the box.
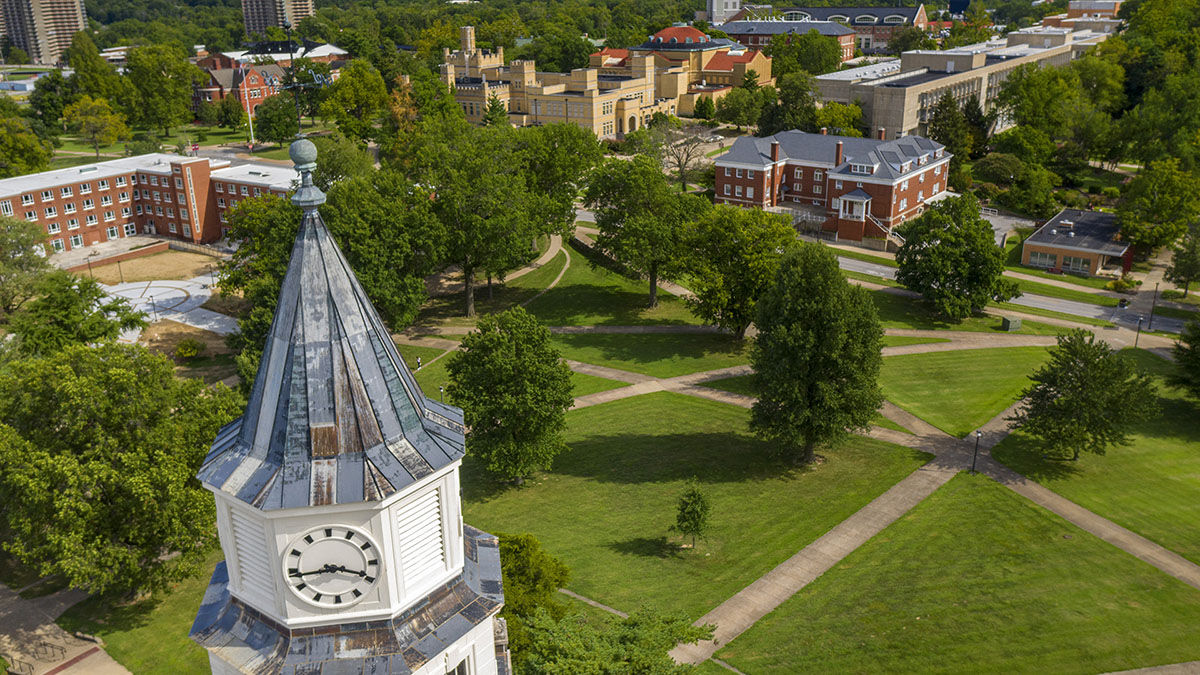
[191,526,505,673]
[207,63,286,91]
[775,6,924,24]
[720,20,856,37]
[717,130,947,180]
[197,140,465,511]
[1025,208,1128,256]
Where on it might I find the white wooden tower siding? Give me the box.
[191,140,510,675]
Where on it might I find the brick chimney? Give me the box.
[820,127,828,135]
[835,140,844,166]
[877,127,886,140]
[771,140,779,162]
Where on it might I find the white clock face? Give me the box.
[283,526,381,608]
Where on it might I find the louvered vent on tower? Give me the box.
[229,509,273,601]
[396,489,446,591]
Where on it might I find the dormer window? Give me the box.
[901,162,912,172]
[855,14,878,23]
[851,163,875,175]
[884,14,906,24]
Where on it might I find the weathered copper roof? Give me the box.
[197,140,465,511]
[190,526,507,674]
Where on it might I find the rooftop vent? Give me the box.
[1050,229,1058,235]
[1059,219,1074,228]
[78,166,98,173]
[1068,231,1075,237]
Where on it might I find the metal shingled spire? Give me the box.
[197,139,465,510]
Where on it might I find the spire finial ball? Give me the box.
[289,139,317,168]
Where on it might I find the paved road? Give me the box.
[836,257,1184,334]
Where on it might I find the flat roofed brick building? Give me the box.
[728,4,928,52]
[0,154,297,255]
[715,129,951,243]
[1021,208,1131,277]
[720,20,858,62]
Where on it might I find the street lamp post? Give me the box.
[117,259,125,283]
[439,385,444,402]
[1148,282,1159,331]
[1136,316,1144,348]
[971,430,982,474]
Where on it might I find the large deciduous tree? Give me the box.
[715,87,763,131]
[757,72,818,136]
[586,155,699,308]
[217,94,247,132]
[447,307,575,483]
[896,194,1019,319]
[63,95,130,157]
[0,343,242,594]
[0,117,52,178]
[1009,330,1157,461]
[685,205,796,339]
[310,131,376,191]
[65,32,131,113]
[8,271,146,357]
[319,59,389,144]
[750,244,884,464]
[253,94,299,147]
[126,44,207,137]
[765,29,841,79]
[496,533,570,672]
[29,69,76,132]
[1170,317,1200,400]
[0,215,50,316]
[662,121,707,192]
[1117,158,1200,250]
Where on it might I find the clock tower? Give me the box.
[191,140,510,675]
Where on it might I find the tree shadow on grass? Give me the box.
[525,283,696,327]
[56,589,166,637]
[991,432,1085,482]
[551,333,747,373]
[606,536,682,559]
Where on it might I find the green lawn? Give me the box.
[1150,304,1200,322]
[871,290,1063,335]
[832,247,898,268]
[698,374,911,434]
[570,371,628,397]
[524,241,700,327]
[462,392,930,619]
[993,350,1200,565]
[1013,278,1120,307]
[716,474,1200,674]
[57,550,219,674]
[880,347,1051,437]
[397,341,625,399]
[415,247,570,328]
[550,333,749,378]
[843,270,901,287]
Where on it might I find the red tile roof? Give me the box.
[652,26,710,44]
[705,50,759,72]
[595,47,629,66]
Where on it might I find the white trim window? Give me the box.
[67,218,79,230]
[168,223,177,233]
[115,176,127,187]
[1029,251,1056,268]
[746,171,754,180]
[723,167,731,177]
[122,207,132,217]
[735,169,744,178]
[106,226,119,239]
[240,186,249,196]
[21,195,34,206]
[85,214,98,226]
[0,201,11,216]
[44,207,56,218]
[98,179,109,190]
[64,202,76,214]
[747,187,755,199]
[104,211,115,222]
[70,234,84,248]
[723,185,731,195]
[101,195,112,206]
[61,186,73,197]
[51,239,65,252]
[80,183,91,194]
[82,199,95,210]
[794,168,803,179]
[47,222,60,234]
[215,182,224,192]
[40,190,52,202]
[25,211,36,222]
[124,223,137,236]
[735,185,743,196]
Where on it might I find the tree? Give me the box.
[750,244,884,464]
[1117,158,1200,250]
[310,131,375,191]
[515,122,605,238]
[253,95,299,147]
[0,343,242,594]
[757,72,818,136]
[990,125,1055,166]
[1009,330,1157,461]
[926,92,973,190]
[586,155,698,307]
[29,69,75,131]
[7,47,29,65]
[996,62,1082,139]
[512,28,594,72]
[217,94,247,132]
[814,101,863,137]
[0,118,52,178]
[685,205,796,339]
[281,57,332,123]
[672,479,711,550]
[482,93,509,127]
[1001,163,1061,219]
[962,96,995,158]
[973,153,1026,186]
[8,271,145,357]
[65,32,128,108]
[662,121,707,192]
[693,95,715,120]
[741,68,760,92]
[1169,317,1200,400]
[196,100,219,126]
[319,59,388,144]
[446,307,575,483]
[896,194,1019,319]
[496,533,570,670]
[944,1,994,48]
[765,30,840,79]
[126,44,206,136]
[889,26,938,54]
[0,215,50,316]
[1167,231,1200,296]
[523,608,712,673]
[1071,54,1126,114]
[714,87,762,131]
[63,95,130,157]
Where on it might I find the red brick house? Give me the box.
[195,63,285,117]
[715,129,951,242]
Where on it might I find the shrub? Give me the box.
[1101,186,1120,199]
[175,338,206,360]
[1054,190,1088,209]
[973,182,1001,201]
[1162,289,1186,301]
[1106,275,1141,292]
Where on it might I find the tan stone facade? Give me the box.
[815,25,1111,140]
[441,25,770,136]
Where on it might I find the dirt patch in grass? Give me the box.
[141,320,237,384]
[88,251,222,285]
[200,289,251,318]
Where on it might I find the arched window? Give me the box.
[855,14,878,23]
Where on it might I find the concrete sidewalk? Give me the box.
[0,583,129,675]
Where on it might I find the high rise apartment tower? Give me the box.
[1,0,86,65]
[241,0,314,38]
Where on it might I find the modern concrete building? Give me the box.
[727,4,929,52]
[1021,208,1131,277]
[442,25,770,135]
[241,0,315,39]
[715,129,951,244]
[720,20,858,62]
[0,0,86,65]
[814,24,1112,141]
[0,154,297,254]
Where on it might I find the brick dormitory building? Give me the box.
[715,129,951,243]
[0,154,297,255]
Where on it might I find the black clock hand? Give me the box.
[290,563,341,578]
[328,564,367,577]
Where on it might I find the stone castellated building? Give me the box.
[190,139,510,675]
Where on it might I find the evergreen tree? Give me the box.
[693,95,715,120]
[1167,231,1200,297]
[962,96,995,159]
[741,68,760,92]
[8,271,145,357]
[482,93,509,126]
[750,244,884,464]
[926,92,973,189]
[1170,317,1200,400]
